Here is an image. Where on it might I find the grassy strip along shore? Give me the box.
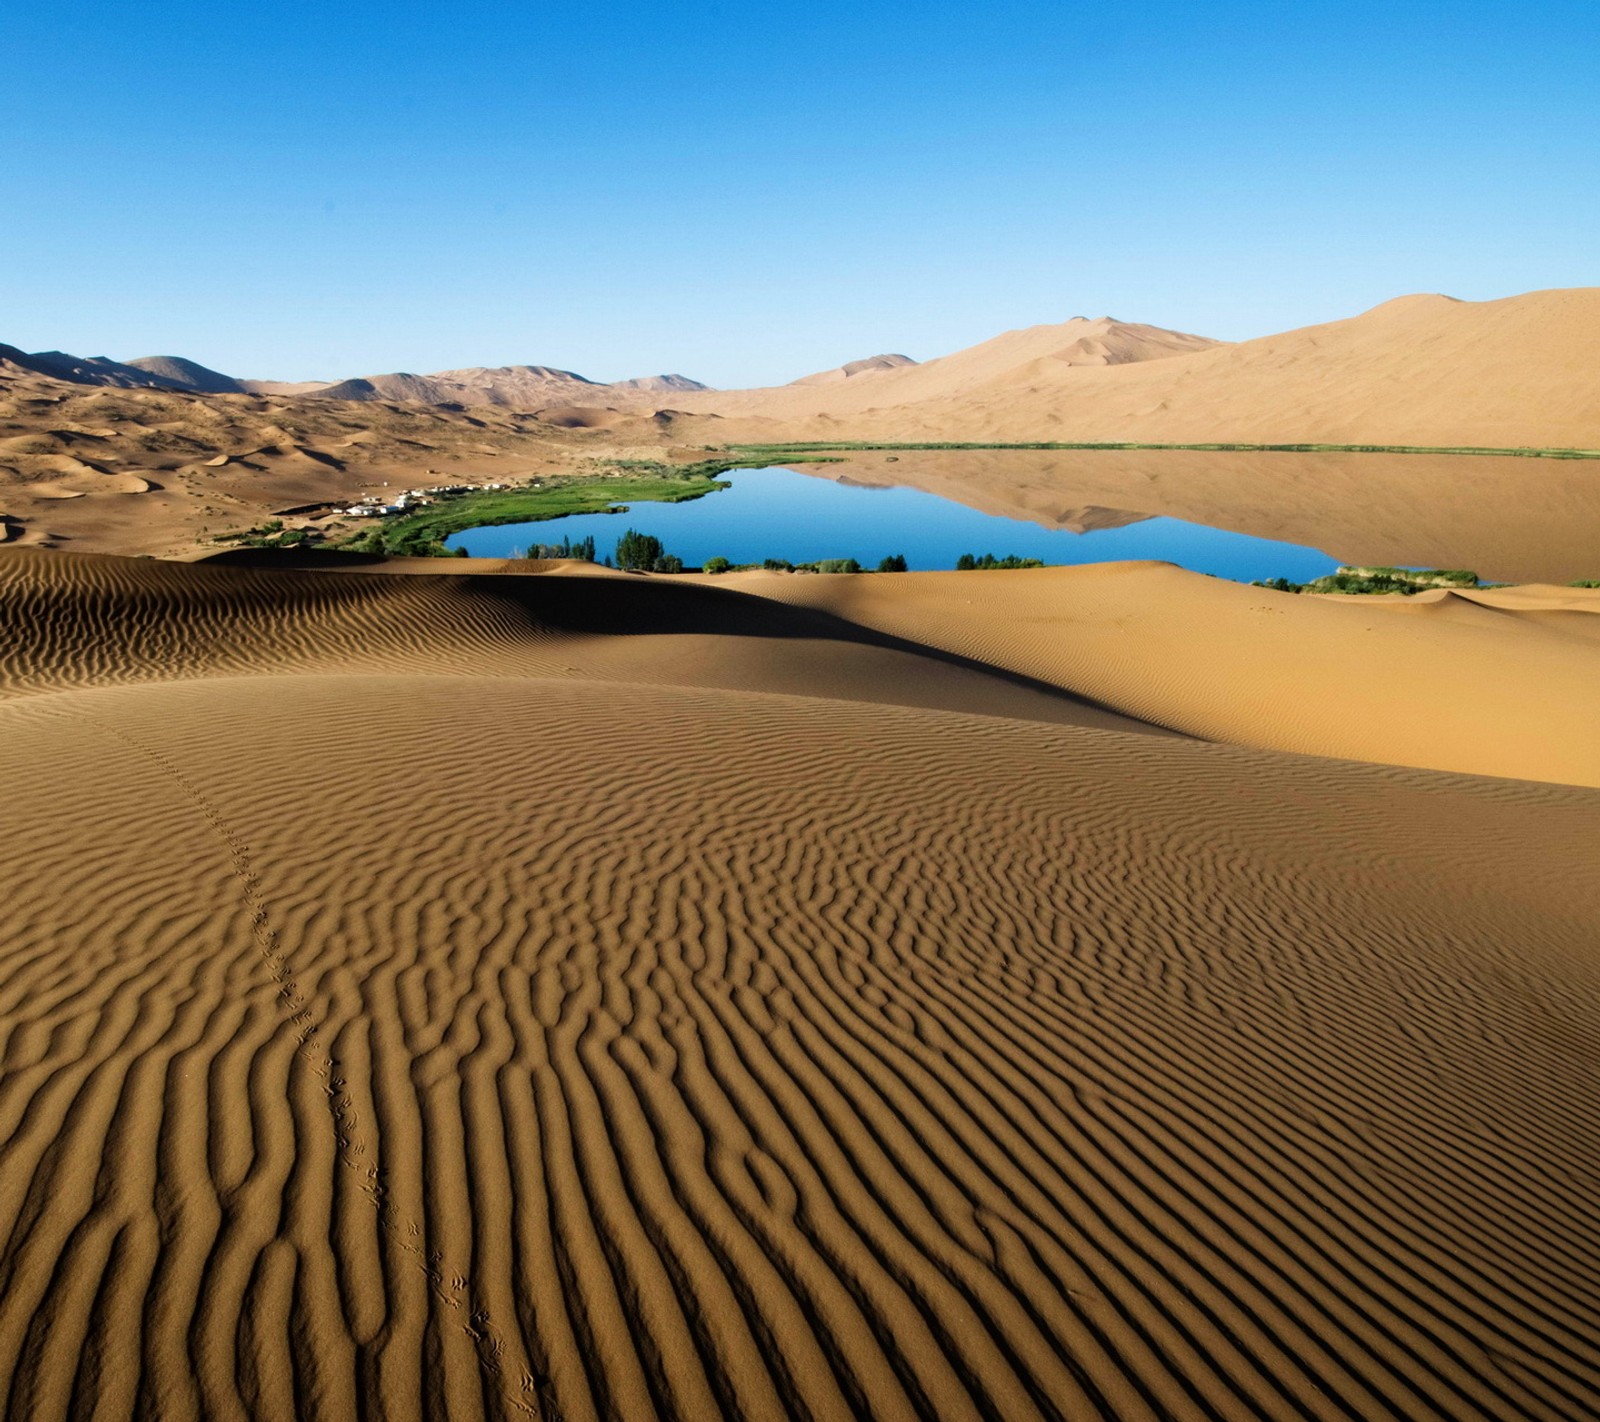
[331,457,837,557]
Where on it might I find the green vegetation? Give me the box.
[1570,579,1600,588]
[615,528,666,571]
[612,529,685,573]
[524,533,596,562]
[332,467,731,557]
[1253,566,1484,596]
[807,558,862,574]
[956,552,1045,570]
[319,454,853,559]
[877,553,908,572]
[703,555,731,575]
[728,440,1600,461]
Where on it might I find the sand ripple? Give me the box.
[1,551,1597,1420]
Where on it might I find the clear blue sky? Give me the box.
[6,1,1596,387]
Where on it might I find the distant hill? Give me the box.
[7,288,1600,446]
[312,374,453,404]
[791,354,918,387]
[238,379,336,396]
[125,355,245,394]
[309,365,604,407]
[0,345,188,390]
[611,374,711,393]
[0,344,714,410]
[300,365,715,406]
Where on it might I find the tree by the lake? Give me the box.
[956,552,1044,570]
[615,529,664,571]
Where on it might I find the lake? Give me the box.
[445,466,1342,581]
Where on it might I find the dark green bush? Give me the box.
[615,529,664,571]
[956,553,1045,570]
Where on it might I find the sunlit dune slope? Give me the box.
[669,288,1600,448]
[726,560,1600,787]
[685,316,1219,419]
[2,549,1599,1421]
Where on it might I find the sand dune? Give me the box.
[739,318,1218,412]
[662,289,1600,448]
[609,373,712,394]
[125,355,246,394]
[726,561,1600,786]
[2,547,1598,1420]
[792,353,921,386]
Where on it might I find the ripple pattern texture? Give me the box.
[1,550,1598,1421]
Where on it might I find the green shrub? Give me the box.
[703,556,731,574]
[526,534,596,561]
[956,553,1045,570]
[877,553,908,572]
[615,528,664,571]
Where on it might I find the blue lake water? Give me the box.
[445,467,1341,582]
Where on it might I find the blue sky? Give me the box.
[6,1,1596,386]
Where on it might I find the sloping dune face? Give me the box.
[662,289,1600,449]
[2,551,1599,1421]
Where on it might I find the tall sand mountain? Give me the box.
[670,288,1600,447]
[680,316,1221,421]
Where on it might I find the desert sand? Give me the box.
[2,546,1598,1421]
[657,289,1600,449]
[3,285,1599,1419]
[0,366,700,557]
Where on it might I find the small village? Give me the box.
[341,481,510,517]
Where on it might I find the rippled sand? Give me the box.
[2,549,1597,1420]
